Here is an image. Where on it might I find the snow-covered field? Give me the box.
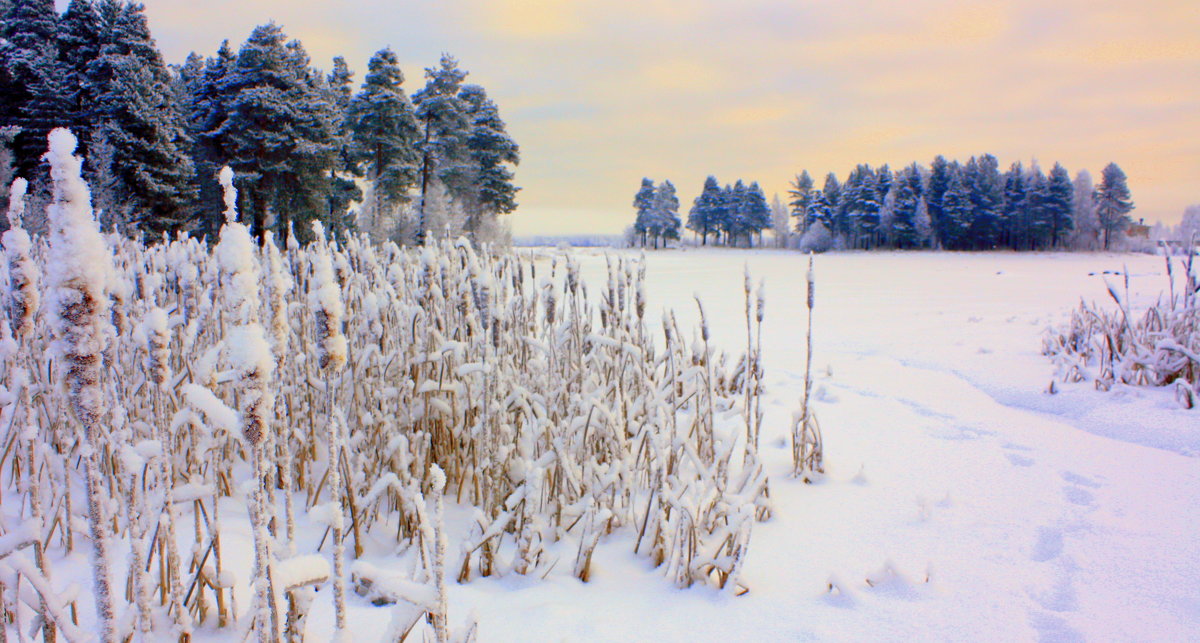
[421,249,1197,642]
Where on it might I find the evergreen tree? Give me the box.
[914,195,932,248]
[926,155,951,247]
[349,47,421,236]
[821,172,845,241]
[56,0,104,142]
[940,163,971,249]
[632,177,655,247]
[1045,162,1074,248]
[965,154,1003,250]
[413,53,469,241]
[1025,163,1051,249]
[1,0,61,175]
[889,164,923,248]
[460,83,520,231]
[87,1,195,235]
[687,175,722,244]
[1095,162,1134,250]
[805,187,831,233]
[326,55,361,237]
[217,23,339,240]
[843,164,880,249]
[1001,162,1026,249]
[743,181,771,246]
[185,40,236,238]
[650,179,680,247]
[787,169,814,232]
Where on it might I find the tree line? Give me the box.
[632,176,773,248]
[788,156,1134,252]
[635,156,1135,252]
[0,0,519,243]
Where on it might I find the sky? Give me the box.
[130,0,1199,236]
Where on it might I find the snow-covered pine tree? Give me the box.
[86,1,195,235]
[632,177,655,247]
[939,163,972,249]
[413,53,469,242]
[186,40,237,238]
[1,0,60,176]
[821,171,845,243]
[964,154,1003,250]
[787,170,814,233]
[350,47,421,240]
[1025,163,1051,250]
[218,23,339,241]
[650,179,681,248]
[889,163,923,248]
[842,164,880,249]
[56,0,104,145]
[1095,162,1134,250]
[1001,162,1026,249]
[326,55,363,238]
[1045,162,1074,248]
[460,83,520,234]
[687,175,722,245]
[743,181,772,247]
[926,155,951,248]
[804,187,831,236]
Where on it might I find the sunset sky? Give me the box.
[131,0,1198,236]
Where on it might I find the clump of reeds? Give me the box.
[1044,252,1199,407]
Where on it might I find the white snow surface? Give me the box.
[405,248,1194,642]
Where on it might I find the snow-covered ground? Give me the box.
[412,249,1196,641]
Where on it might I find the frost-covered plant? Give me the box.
[3,178,39,339]
[1044,254,1200,407]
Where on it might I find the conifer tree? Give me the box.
[687,175,722,245]
[349,47,421,237]
[821,172,844,242]
[926,155,952,247]
[460,83,520,232]
[326,55,361,237]
[1095,162,1134,250]
[1001,162,1026,249]
[413,53,469,241]
[633,177,655,247]
[1068,170,1100,250]
[965,154,1003,250]
[940,163,971,249]
[1045,162,1074,248]
[650,180,680,248]
[787,170,814,232]
[1025,164,1051,249]
[743,181,772,246]
[1,0,61,175]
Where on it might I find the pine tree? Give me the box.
[889,164,922,248]
[1,0,61,175]
[964,154,1003,249]
[413,53,469,241]
[843,164,880,249]
[1045,162,1074,248]
[56,0,104,143]
[217,23,339,240]
[185,40,236,238]
[460,83,520,232]
[1001,162,1026,249]
[632,177,655,247]
[650,180,680,248]
[940,163,971,249]
[687,175,721,245]
[743,181,771,246]
[805,187,831,234]
[926,155,951,248]
[349,47,421,237]
[326,55,361,238]
[821,172,845,242]
[1025,163,1051,249]
[787,170,814,232]
[1095,162,1134,250]
[87,1,195,235]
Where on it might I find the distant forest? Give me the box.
[0,0,520,244]
[634,156,1139,253]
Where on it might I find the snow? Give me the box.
[420,248,1197,642]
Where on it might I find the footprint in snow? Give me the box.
[1029,611,1085,643]
[1063,486,1094,507]
[1060,471,1101,488]
[1030,526,1064,562]
[1006,453,1035,467]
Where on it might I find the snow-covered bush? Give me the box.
[1044,254,1200,407]
[798,220,834,253]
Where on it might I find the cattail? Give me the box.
[42,127,117,642]
[144,306,170,387]
[3,178,39,338]
[311,222,347,371]
[265,233,292,358]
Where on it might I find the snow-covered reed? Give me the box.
[0,136,776,639]
[1044,252,1200,407]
